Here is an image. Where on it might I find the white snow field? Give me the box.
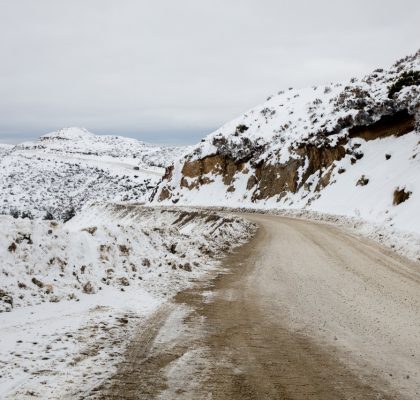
[0,205,254,399]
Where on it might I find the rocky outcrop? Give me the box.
[348,109,415,141]
[247,141,345,201]
[157,138,349,203]
[181,155,247,188]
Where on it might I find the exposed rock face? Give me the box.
[158,187,172,201]
[155,134,357,204]
[348,109,415,141]
[249,142,347,201]
[251,160,301,201]
[181,155,247,188]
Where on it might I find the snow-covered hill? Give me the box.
[153,50,420,237]
[17,127,186,168]
[0,128,188,219]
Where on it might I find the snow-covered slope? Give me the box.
[0,128,188,219]
[154,50,420,236]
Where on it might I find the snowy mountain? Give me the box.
[153,50,420,236]
[0,128,188,219]
[17,127,187,168]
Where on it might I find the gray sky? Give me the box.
[0,0,419,145]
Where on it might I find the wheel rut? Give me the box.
[92,213,420,399]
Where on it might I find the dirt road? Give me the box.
[94,214,420,399]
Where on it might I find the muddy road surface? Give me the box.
[93,214,420,399]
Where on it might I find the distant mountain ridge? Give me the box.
[0,127,189,219]
[15,126,187,168]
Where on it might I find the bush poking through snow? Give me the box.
[0,289,13,310]
[63,207,76,222]
[82,226,97,235]
[8,242,16,252]
[393,188,412,205]
[388,70,420,98]
[31,277,44,288]
[235,124,249,134]
[119,277,130,286]
[356,175,369,186]
[83,281,95,294]
[43,211,55,220]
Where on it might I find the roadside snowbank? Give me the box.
[197,206,420,263]
[0,205,255,399]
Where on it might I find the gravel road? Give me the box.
[94,213,420,399]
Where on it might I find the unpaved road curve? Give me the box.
[94,214,420,400]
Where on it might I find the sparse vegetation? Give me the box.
[31,277,44,288]
[235,124,249,134]
[356,175,369,186]
[82,226,97,235]
[83,281,95,294]
[8,242,17,252]
[388,70,420,98]
[43,211,55,220]
[63,207,76,222]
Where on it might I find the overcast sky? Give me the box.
[0,0,419,145]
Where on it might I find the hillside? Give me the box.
[153,50,420,236]
[0,128,188,219]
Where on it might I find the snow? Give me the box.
[310,133,420,232]
[41,126,95,140]
[0,286,159,399]
[0,205,255,398]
